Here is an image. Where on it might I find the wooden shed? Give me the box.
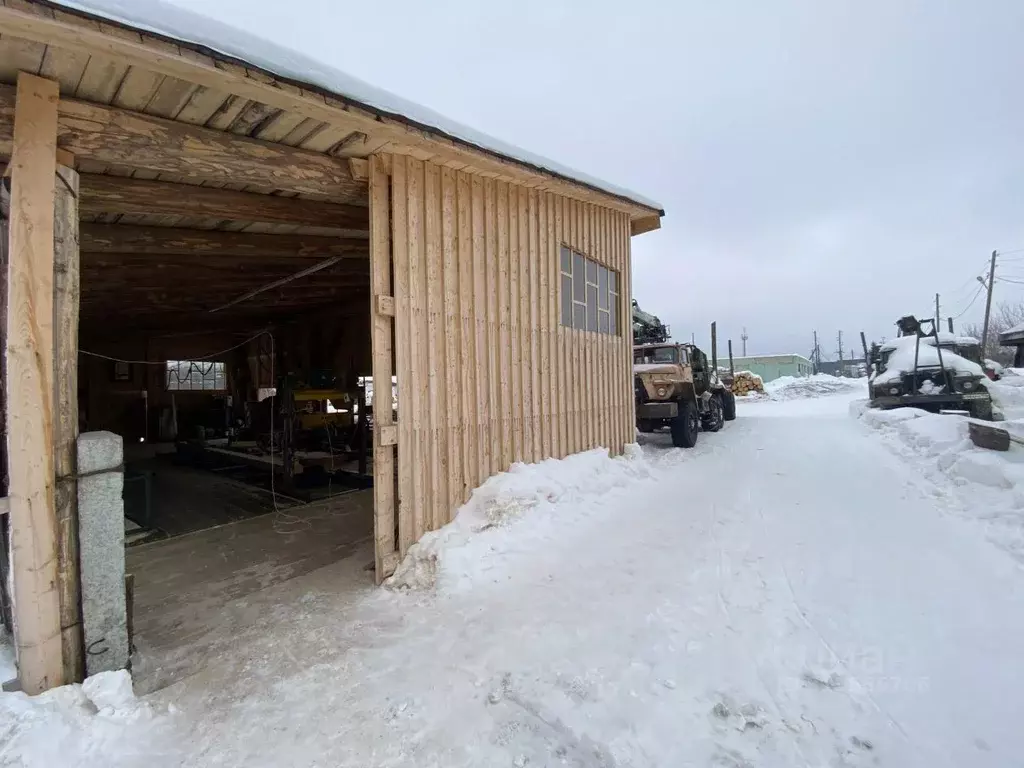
[0,0,663,693]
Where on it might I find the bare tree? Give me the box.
[961,300,1024,364]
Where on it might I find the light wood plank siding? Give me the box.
[381,155,634,554]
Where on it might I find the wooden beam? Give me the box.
[6,73,64,694]
[0,84,364,198]
[79,174,368,228]
[209,257,343,312]
[81,224,369,259]
[52,163,83,684]
[368,154,397,582]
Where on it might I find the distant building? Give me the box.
[999,323,1024,367]
[726,354,813,382]
[816,359,867,378]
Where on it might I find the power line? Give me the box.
[950,284,985,319]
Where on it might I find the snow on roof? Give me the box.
[879,333,980,352]
[872,335,984,385]
[1001,321,1024,339]
[52,0,663,215]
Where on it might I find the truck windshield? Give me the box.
[634,347,677,365]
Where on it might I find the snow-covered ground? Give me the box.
[4,387,1024,767]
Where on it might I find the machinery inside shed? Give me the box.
[66,165,382,687]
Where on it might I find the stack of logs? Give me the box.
[730,371,765,396]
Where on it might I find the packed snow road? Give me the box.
[4,388,1023,767]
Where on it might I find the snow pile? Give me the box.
[0,670,174,766]
[988,375,1024,420]
[388,445,654,591]
[855,404,1024,559]
[872,335,984,385]
[764,373,863,401]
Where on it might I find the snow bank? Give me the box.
[764,373,863,401]
[988,375,1024,420]
[855,405,1024,560]
[873,335,984,385]
[388,445,654,591]
[0,670,172,766]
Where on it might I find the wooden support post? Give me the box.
[0,181,11,635]
[369,155,398,582]
[6,73,64,694]
[53,161,83,684]
[728,339,735,377]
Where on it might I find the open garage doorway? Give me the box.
[75,165,379,689]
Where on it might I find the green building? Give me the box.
[726,354,813,382]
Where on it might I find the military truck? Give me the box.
[634,342,737,448]
[869,316,993,420]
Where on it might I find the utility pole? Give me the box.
[981,250,997,356]
[947,317,954,334]
[812,330,820,373]
[741,327,748,357]
[837,331,844,375]
[935,293,940,329]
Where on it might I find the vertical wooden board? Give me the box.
[456,172,476,504]
[423,162,445,532]
[571,199,582,455]
[517,187,533,463]
[607,207,620,453]
[507,185,521,464]
[440,166,461,520]
[391,157,414,554]
[621,214,635,443]
[557,195,568,457]
[485,179,501,478]
[7,73,63,693]
[471,175,488,485]
[546,193,559,458]
[53,165,83,682]
[604,207,614,451]
[369,155,396,581]
[496,182,512,471]
[406,158,429,544]
[584,204,595,450]
[554,195,565,458]
[536,191,550,459]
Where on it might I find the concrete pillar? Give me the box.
[76,431,128,676]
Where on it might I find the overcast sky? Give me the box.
[167,0,1024,358]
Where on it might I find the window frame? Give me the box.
[559,244,620,337]
[165,359,227,392]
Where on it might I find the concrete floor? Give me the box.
[126,489,374,693]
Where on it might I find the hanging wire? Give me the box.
[950,284,986,319]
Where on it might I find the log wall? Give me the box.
[374,154,635,562]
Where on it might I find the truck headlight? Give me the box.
[888,386,900,395]
[657,387,667,398]
[961,380,975,391]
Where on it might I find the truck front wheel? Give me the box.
[671,400,700,448]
